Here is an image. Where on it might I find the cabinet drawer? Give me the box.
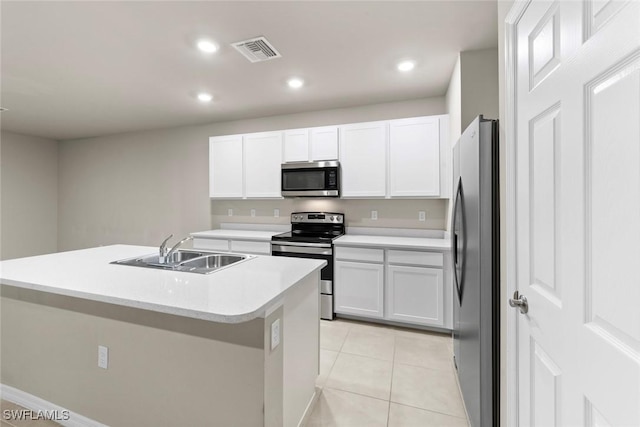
[230,240,271,255]
[387,250,443,267]
[335,246,384,263]
[192,238,229,251]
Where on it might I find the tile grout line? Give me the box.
[388,397,469,420]
[386,334,398,427]
[321,385,392,405]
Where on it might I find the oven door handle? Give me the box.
[270,241,332,249]
[271,244,333,255]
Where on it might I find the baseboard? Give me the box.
[297,386,321,427]
[0,384,107,427]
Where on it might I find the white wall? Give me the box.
[0,131,58,260]
[58,97,447,251]
[446,55,462,147]
[446,48,499,139]
[460,48,499,129]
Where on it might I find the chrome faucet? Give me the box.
[159,234,174,262]
[159,235,193,264]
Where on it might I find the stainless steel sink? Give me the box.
[112,250,255,274]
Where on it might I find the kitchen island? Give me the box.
[0,245,325,426]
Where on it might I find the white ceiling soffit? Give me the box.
[0,1,498,140]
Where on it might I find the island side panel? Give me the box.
[282,272,320,427]
[263,306,284,427]
[0,286,267,427]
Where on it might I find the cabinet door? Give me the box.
[334,260,384,318]
[339,122,387,197]
[310,126,339,161]
[389,117,440,197]
[244,132,283,198]
[209,135,243,198]
[283,129,309,162]
[387,265,444,326]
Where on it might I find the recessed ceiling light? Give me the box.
[287,78,304,89]
[397,60,416,72]
[197,93,213,102]
[197,39,218,53]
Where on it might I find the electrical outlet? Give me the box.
[371,210,378,220]
[274,209,280,218]
[251,209,256,217]
[271,319,280,350]
[228,208,233,217]
[98,345,108,369]
[419,211,426,221]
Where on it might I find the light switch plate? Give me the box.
[371,210,378,220]
[98,345,108,369]
[419,211,426,221]
[228,209,233,217]
[251,209,256,217]
[271,319,280,350]
[274,209,280,218]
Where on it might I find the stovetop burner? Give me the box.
[271,212,345,244]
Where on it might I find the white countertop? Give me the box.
[334,235,451,251]
[0,245,325,323]
[191,229,283,241]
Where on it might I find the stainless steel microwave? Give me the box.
[281,161,340,197]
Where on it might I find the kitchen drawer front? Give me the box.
[192,238,230,251]
[230,240,271,255]
[387,250,443,267]
[335,246,384,263]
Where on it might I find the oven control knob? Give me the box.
[330,216,335,221]
[337,215,342,222]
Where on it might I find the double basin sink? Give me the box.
[112,250,255,274]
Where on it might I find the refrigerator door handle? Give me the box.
[452,177,465,302]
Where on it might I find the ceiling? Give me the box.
[0,1,497,141]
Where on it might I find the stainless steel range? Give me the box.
[271,212,345,320]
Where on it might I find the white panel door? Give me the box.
[209,135,243,198]
[389,117,440,197]
[283,129,309,162]
[244,132,283,198]
[386,265,443,327]
[512,1,640,425]
[339,122,387,197]
[334,260,384,318]
[310,126,339,161]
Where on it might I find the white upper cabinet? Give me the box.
[244,132,282,198]
[310,126,339,161]
[283,126,339,162]
[209,135,243,198]
[209,132,282,199]
[283,129,309,162]
[340,121,388,197]
[209,114,449,199]
[389,117,440,197]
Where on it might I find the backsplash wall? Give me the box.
[209,199,448,231]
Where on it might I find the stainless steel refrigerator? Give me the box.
[451,116,499,427]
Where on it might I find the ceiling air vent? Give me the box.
[232,36,282,63]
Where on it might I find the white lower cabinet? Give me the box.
[387,265,444,327]
[334,245,451,329]
[334,260,384,318]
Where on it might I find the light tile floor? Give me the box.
[305,319,470,426]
